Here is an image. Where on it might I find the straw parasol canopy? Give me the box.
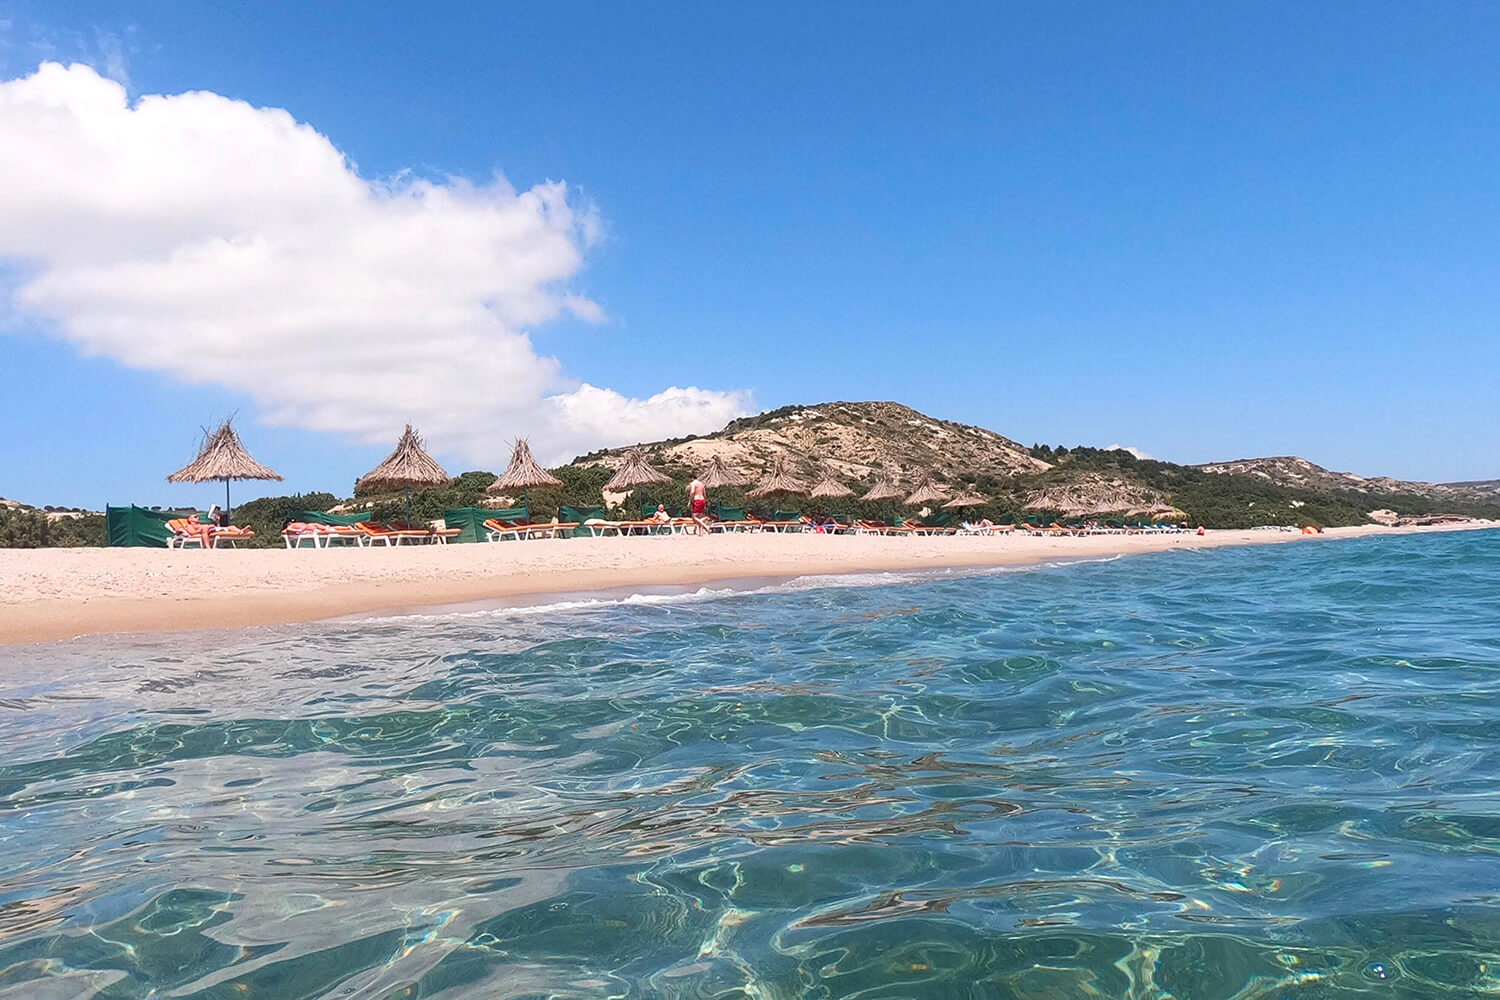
[746,453,810,500]
[603,448,672,493]
[903,471,949,507]
[808,468,854,499]
[942,487,990,510]
[1022,491,1091,518]
[488,439,564,496]
[1023,474,1172,519]
[167,418,283,516]
[859,468,903,503]
[698,454,751,489]
[357,425,451,494]
[356,425,451,527]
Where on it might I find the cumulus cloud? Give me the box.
[0,63,750,464]
[1105,444,1155,460]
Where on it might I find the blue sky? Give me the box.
[1,2,1497,509]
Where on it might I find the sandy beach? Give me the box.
[0,521,1489,645]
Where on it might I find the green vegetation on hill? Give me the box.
[1018,447,1500,528]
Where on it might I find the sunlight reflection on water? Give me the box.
[1,532,1499,997]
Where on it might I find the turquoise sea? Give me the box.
[2,530,1499,998]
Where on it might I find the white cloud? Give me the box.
[0,63,750,464]
[1105,444,1155,460]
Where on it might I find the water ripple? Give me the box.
[1,530,1498,997]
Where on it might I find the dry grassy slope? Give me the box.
[1195,456,1499,504]
[577,401,1050,482]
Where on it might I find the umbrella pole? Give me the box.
[405,484,412,527]
[224,480,231,523]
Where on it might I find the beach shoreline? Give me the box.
[1,521,1494,646]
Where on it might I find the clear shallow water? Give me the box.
[2,533,1499,998]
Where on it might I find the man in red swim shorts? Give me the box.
[688,476,709,533]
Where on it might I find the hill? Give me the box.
[574,401,1050,480]
[1195,457,1500,506]
[564,402,1500,529]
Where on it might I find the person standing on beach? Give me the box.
[688,476,710,535]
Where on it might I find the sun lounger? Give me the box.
[709,519,758,533]
[702,506,754,533]
[207,526,252,547]
[282,522,365,548]
[355,523,432,546]
[559,505,614,538]
[746,513,802,533]
[165,517,211,549]
[898,519,954,536]
[612,519,666,536]
[167,517,256,549]
[484,517,573,541]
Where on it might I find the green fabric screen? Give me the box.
[712,504,745,522]
[290,510,372,526]
[560,505,606,537]
[640,500,686,519]
[106,505,177,547]
[441,507,528,544]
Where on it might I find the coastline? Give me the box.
[1,521,1493,646]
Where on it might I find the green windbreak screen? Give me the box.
[441,507,528,544]
[106,506,176,547]
[560,505,606,537]
[290,510,372,526]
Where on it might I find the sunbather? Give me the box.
[168,516,215,550]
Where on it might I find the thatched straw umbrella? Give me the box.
[356,425,451,524]
[167,418,283,520]
[1024,474,1172,522]
[1022,492,1091,519]
[699,454,751,490]
[859,468,904,526]
[903,471,949,509]
[746,453,810,502]
[808,470,853,500]
[603,448,672,494]
[942,487,990,520]
[487,438,564,510]
[807,467,853,516]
